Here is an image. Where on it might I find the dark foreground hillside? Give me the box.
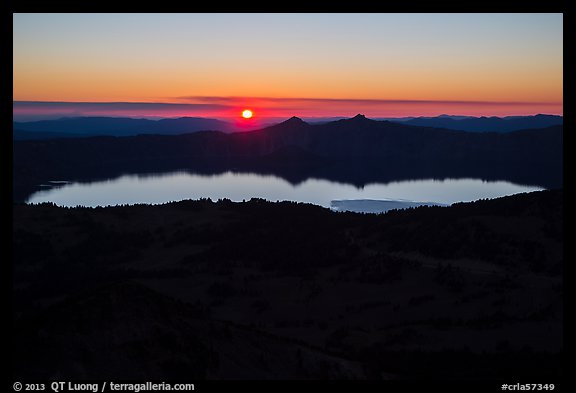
[13,190,563,379]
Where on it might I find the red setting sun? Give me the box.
[242,109,253,119]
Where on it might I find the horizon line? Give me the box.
[12,113,564,122]
[13,99,563,121]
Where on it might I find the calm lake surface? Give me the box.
[26,171,545,213]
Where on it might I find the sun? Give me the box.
[242,109,253,119]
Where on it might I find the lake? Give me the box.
[25,171,545,213]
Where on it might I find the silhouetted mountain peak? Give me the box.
[283,116,308,125]
[258,116,310,135]
[347,114,377,125]
[333,114,373,125]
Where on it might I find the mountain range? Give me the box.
[12,116,238,139]
[13,114,563,140]
[387,114,562,132]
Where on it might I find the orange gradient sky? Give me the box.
[13,13,563,120]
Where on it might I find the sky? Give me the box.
[13,13,563,121]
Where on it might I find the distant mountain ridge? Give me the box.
[13,116,237,138]
[387,114,562,132]
[13,114,563,140]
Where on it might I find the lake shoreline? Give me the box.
[24,171,544,213]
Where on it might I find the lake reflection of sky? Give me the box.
[26,171,545,209]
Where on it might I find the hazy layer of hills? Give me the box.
[13,114,563,202]
[13,190,563,379]
[386,114,563,132]
[13,114,562,140]
[13,116,237,139]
